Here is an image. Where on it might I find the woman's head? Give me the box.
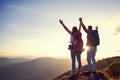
[72,26,78,32]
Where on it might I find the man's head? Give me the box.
[88,25,92,30]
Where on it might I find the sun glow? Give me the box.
[85,46,90,51]
[0,0,120,58]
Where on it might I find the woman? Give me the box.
[59,19,83,75]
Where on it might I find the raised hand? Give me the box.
[59,19,72,35]
[59,19,63,24]
[95,26,98,30]
[79,17,82,22]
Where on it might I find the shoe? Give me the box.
[92,71,96,74]
[86,71,91,75]
[81,71,91,76]
[77,71,80,75]
[72,70,75,76]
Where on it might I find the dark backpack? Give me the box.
[91,30,100,46]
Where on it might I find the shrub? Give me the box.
[105,61,120,80]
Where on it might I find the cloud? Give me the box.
[114,26,120,35]
[116,26,120,32]
[8,5,42,15]
[0,51,4,54]
[8,5,31,12]
[116,50,120,52]
[0,51,28,57]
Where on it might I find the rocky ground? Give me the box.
[53,71,108,80]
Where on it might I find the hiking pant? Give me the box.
[87,46,96,72]
[71,51,81,73]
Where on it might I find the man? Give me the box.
[79,18,98,74]
[59,19,83,75]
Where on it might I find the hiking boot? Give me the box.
[71,70,75,76]
[92,71,96,74]
[81,71,91,76]
[86,71,91,76]
[77,71,80,75]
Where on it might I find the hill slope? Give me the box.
[0,57,71,80]
[53,56,120,80]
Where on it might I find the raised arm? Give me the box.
[79,18,89,33]
[79,19,82,32]
[59,19,72,35]
[95,26,98,31]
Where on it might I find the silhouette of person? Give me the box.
[79,18,97,74]
[59,19,83,75]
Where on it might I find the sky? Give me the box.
[0,0,120,59]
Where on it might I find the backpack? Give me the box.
[72,31,83,47]
[91,30,100,46]
[69,31,83,52]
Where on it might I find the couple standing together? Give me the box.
[59,18,100,75]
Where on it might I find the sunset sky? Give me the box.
[0,0,120,59]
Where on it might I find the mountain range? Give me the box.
[0,57,28,67]
[0,56,120,80]
[0,57,71,80]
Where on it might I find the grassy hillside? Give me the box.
[53,56,120,80]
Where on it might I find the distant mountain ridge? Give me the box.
[0,57,29,67]
[0,57,71,80]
